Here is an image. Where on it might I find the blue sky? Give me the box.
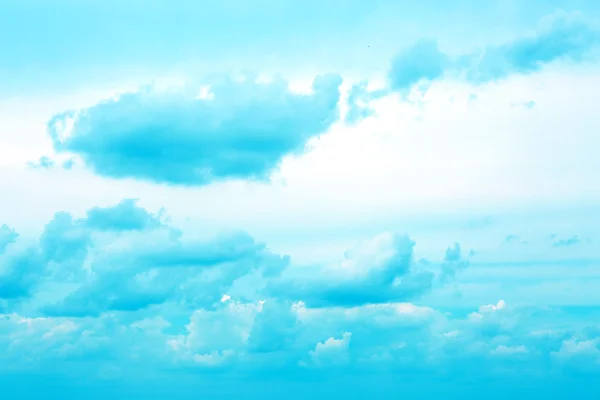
[1,1,600,399]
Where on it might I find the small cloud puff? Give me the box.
[27,156,55,169]
[309,332,352,366]
[440,242,469,283]
[552,235,582,247]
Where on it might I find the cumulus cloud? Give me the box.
[552,337,600,363]
[246,300,300,353]
[270,233,433,307]
[0,247,44,299]
[0,211,95,300]
[42,230,288,317]
[39,212,92,275]
[3,199,282,308]
[6,294,599,382]
[84,199,164,232]
[309,332,352,366]
[177,301,260,357]
[0,198,291,314]
[48,74,343,186]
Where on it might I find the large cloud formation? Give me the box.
[48,74,342,186]
[1,199,599,395]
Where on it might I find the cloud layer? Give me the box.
[1,200,599,395]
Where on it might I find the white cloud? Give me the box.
[309,332,352,366]
[552,337,600,361]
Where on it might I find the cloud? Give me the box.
[6,199,289,316]
[327,11,600,127]
[40,212,91,264]
[388,12,599,92]
[344,81,381,123]
[552,337,600,362]
[504,234,520,244]
[439,242,469,283]
[552,235,582,247]
[84,199,163,232]
[309,332,352,366]
[389,39,448,92]
[0,247,44,299]
[27,156,55,169]
[42,230,288,317]
[42,275,170,317]
[3,249,600,385]
[48,74,343,186]
[246,300,301,353]
[173,301,260,358]
[0,212,92,300]
[62,159,75,170]
[2,200,600,388]
[464,11,598,83]
[270,233,433,307]
[1,200,168,301]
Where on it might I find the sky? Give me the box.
[1,1,600,399]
